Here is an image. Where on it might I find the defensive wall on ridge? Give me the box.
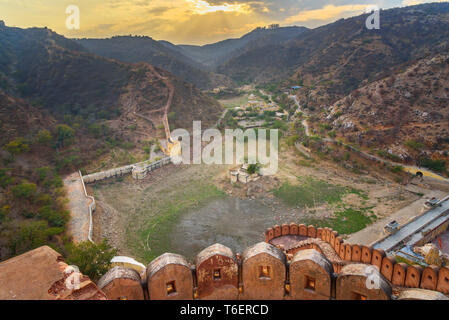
[96,224,449,301]
[82,157,172,184]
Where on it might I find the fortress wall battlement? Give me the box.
[264,224,449,294]
[97,224,449,300]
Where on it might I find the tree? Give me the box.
[66,240,117,281]
[56,124,75,148]
[168,112,176,122]
[12,181,37,200]
[0,169,14,188]
[247,163,261,175]
[3,138,30,156]
[35,130,53,145]
[8,221,49,256]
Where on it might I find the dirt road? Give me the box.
[289,95,449,184]
[347,188,448,246]
[64,172,91,243]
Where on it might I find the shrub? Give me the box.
[168,112,176,122]
[66,240,117,281]
[0,205,10,222]
[56,124,75,148]
[12,182,37,200]
[35,130,53,145]
[405,140,425,152]
[36,167,51,183]
[286,135,300,147]
[36,193,52,206]
[391,166,404,173]
[247,163,261,175]
[8,221,50,256]
[88,123,110,138]
[39,206,70,228]
[4,138,30,155]
[418,157,446,173]
[0,169,14,188]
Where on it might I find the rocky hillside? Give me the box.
[178,26,308,69]
[218,3,449,94]
[0,90,53,146]
[0,24,222,261]
[76,36,233,90]
[322,53,449,171]
[0,24,222,145]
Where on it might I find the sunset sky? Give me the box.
[0,0,444,45]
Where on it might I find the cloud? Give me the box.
[147,6,174,15]
[0,0,443,44]
[402,0,446,5]
[186,0,253,15]
[285,4,372,23]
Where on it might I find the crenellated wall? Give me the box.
[265,223,449,295]
[97,224,449,300]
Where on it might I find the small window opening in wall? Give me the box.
[305,276,316,291]
[353,292,368,300]
[213,269,221,281]
[259,266,271,279]
[166,281,177,295]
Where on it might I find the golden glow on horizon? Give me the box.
[187,0,251,15]
[0,0,440,44]
[286,4,372,23]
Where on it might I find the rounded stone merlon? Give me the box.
[337,263,392,300]
[195,243,236,266]
[242,242,286,264]
[146,253,193,300]
[97,266,144,300]
[146,253,191,280]
[98,266,142,289]
[291,249,333,275]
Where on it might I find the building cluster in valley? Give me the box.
[231,93,288,129]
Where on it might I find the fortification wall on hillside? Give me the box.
[82,157,172,184]
[97,223,449,300]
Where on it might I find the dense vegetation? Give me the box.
[65,240,117,281]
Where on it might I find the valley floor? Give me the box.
[88,146,427,264]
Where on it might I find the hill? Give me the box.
[321,52,449,172]
[76,36,232,90]
[0,23,222,261]
[177,26,309,69]
[218,3,449,93]
[0,23,222,138]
